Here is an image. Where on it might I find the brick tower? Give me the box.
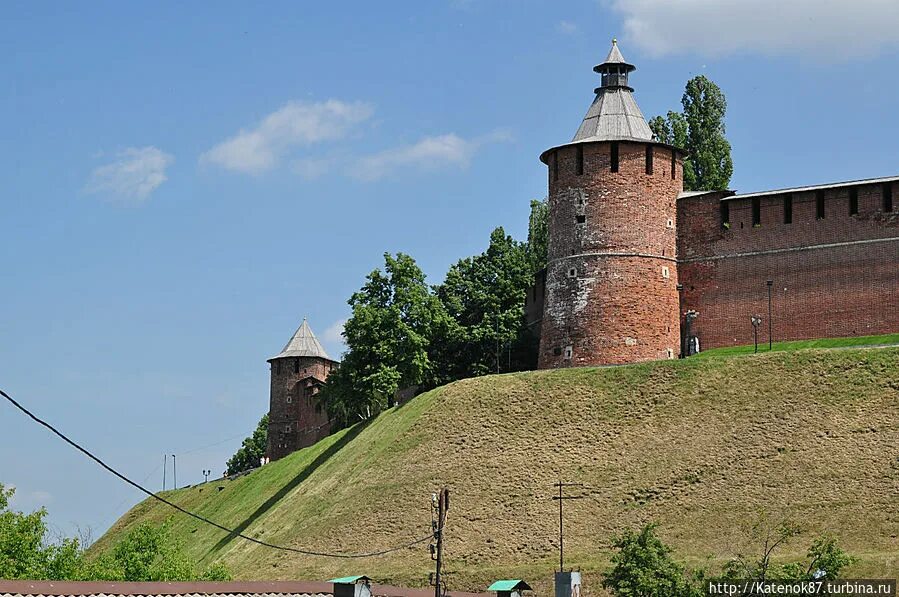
[266,318,337,460]
[538,40,684,368]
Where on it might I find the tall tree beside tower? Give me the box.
[650,75,733,191]
[321,253,451,426]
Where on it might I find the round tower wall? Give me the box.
[539,141,683,367]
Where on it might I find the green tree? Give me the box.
[0,483,230,581]
[321,252,450,426]
[649,75,732,191]
[433,227,536,380]
[226,413,268,475]
[526,198,548,275]
[0,483,82,580]
[601,524,703,597]
[723,518,855,581]
[82,522,231,581]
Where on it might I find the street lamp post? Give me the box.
[766,280,773,350]
[751,316,762,353]
[203,469,211,483]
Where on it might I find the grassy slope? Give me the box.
[93,348,899,593]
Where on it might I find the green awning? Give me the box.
[329,576,371,584]
[487,580,532,592]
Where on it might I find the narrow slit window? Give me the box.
[576,214,586,224]
[752,198,761,226]
[883,183,893,212]
[720,200,730,228]
[552,152,558,182]
[849,188,858,215]
[610,142,619,173]
[645,146,653,175]
[294,359,300,373]
[816,190,825,219]
[670,149,676,180]
[783,193,792,224]
[575,145,584,176]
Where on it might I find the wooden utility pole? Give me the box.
[552,481,584,572]
[433,488,449,597]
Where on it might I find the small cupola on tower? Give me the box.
[595,39,635,90]
[571,39,654,143]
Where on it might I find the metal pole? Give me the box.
[163,454,167,491]
[558,479,564,572]
[434,489,447,597]
[676,284,685,358]
[552,482,584,575]
[172,454,177,489]
[767,280,773,350]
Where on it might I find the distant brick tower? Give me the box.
[266,318,337,460]
[538,40,684,368]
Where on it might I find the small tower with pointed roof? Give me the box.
[266,318,338,460]
[538,40,684,367]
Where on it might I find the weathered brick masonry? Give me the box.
[678,181,899,349]
[539,141,683,367]
[533,40,898,367]
[266,320,336,461]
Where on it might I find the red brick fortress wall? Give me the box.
[678,181,899,349]
[538,141,684,367]
[267,357,335,461]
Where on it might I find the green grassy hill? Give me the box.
[94,348,899,592]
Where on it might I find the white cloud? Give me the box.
[31,490,52,504]
[611,0,899,60]
[201,100,374,174]
[352,130,510,181]
[557,20,579,35]
[322,319,347,357]
[293,156,336,180]
[85,146,174,202]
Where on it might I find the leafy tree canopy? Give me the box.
[433,227,536,380]
[83,522,230,581]
[226,414,268,475]
[650,75,733,191]
[0,484,81,580]
[0,482,229,581]
[321,252,451,426]
[526,198,548,275]
[602,523,703,597]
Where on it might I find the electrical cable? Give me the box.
[1,387,432,558]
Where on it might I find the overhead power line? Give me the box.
[1,387,432,559]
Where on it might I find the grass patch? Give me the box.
[693,333,899,358]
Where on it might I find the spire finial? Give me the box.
[612,38,617,45]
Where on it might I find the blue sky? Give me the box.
[2,0,898,540]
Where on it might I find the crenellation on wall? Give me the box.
[529,40,897,367]
[678,179,899,350]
